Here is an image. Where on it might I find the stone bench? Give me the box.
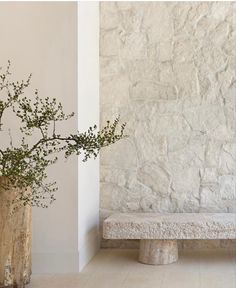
[103,213,236,265]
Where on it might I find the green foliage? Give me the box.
[0,61,126,208]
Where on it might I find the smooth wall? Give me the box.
[0,2,78,272]
[100,2,236,249]
[78,2,100,272]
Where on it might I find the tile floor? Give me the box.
[28,249,236,288]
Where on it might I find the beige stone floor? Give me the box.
[28,249,236,288]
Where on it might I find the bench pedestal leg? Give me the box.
[139,240,178,265]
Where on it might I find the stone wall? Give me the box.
[100,2,236,249]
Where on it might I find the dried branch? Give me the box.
[0,61,126,208]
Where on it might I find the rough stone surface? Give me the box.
[103,213,236,239]
[0,177,31,288]
[139,240,178,265]
[100,2,236,249]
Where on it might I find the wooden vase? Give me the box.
[0,177,32,288]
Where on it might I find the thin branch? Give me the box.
[8,129,13,148]
[53,120,56,137]
[39,126,45,138]
[26,136,72,156]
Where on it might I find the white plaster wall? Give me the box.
[78,2,100,272]
[0,2,78,272]
[100,2,236,249]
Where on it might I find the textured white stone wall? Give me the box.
[100,2,236,249]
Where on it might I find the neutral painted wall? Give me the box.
[0,2,78,272]
[100,2,236,249]
[78,2,100,272]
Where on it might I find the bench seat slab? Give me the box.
[103,213,236,240]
